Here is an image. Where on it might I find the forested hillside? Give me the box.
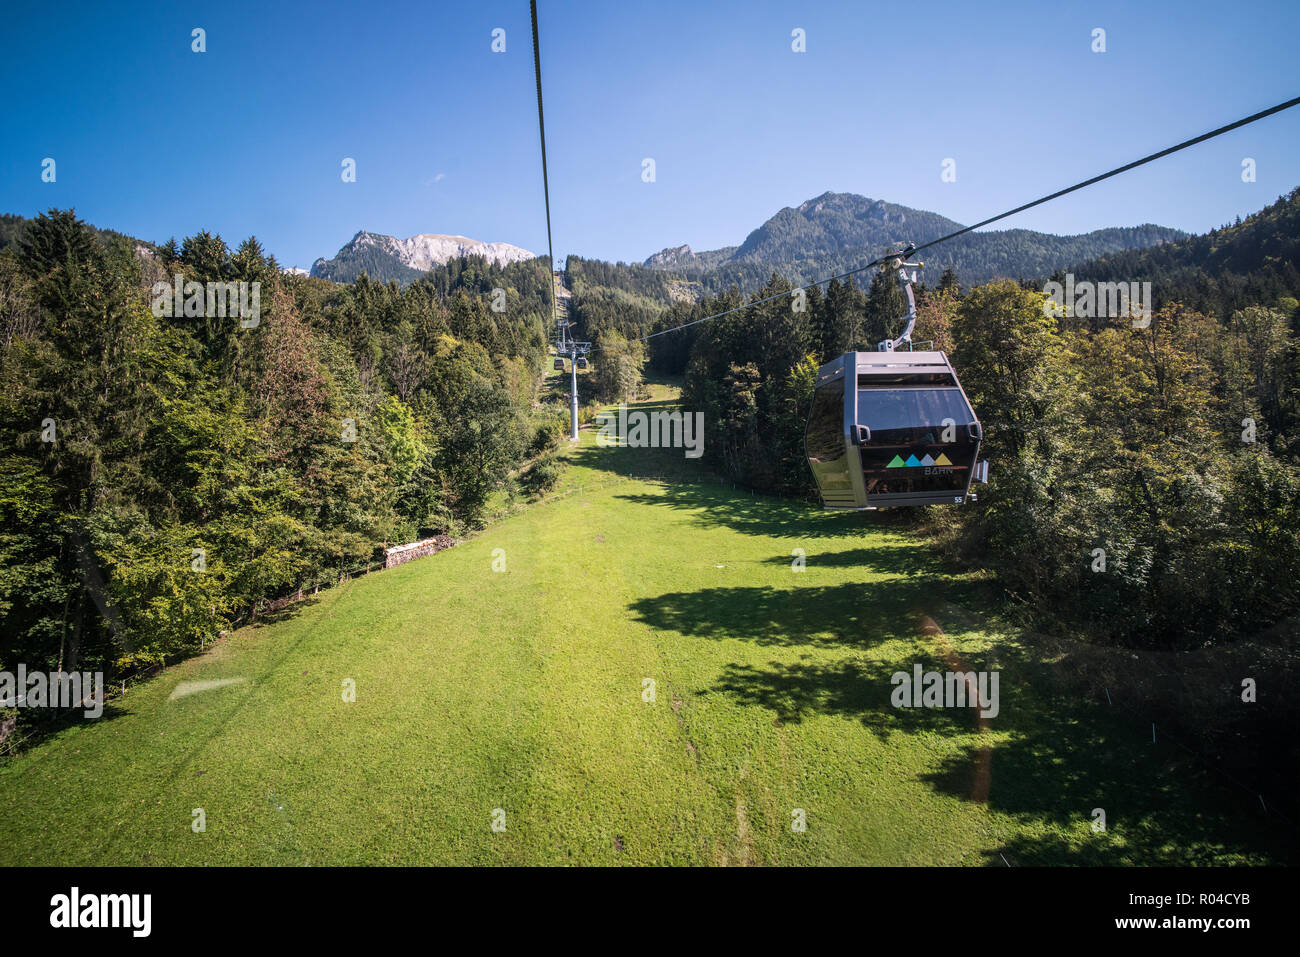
[1067,187,1300,319]
[643,191,1185,291]
[0,210,567,720]
[310,231,424,285]
[559,256,680,403]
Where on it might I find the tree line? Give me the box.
[0,210,566,719]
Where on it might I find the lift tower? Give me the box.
[552,285,590,441]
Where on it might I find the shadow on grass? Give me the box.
[2,700,132,756]
[629,543,1298,864]
[761,544,939,575]
[246,592,324,630]
[567,396,901,542]
[611,482,876,540]
[628,574,981,648]
[586,400,1298,863]
[920,674,1299,865]
[709,656,981,742]
[567,423,716,487]
[711,635,1295,863]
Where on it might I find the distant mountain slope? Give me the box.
[1069,186,1300,318]
[644,244,736,271]
[644,191,1185,290]
[311,230,534,284]
[732,193,963,263]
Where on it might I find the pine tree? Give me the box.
[18,209,98,282]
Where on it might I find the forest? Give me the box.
[0,209,567,712]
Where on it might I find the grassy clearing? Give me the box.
[0,381,1290,865]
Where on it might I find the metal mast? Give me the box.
[552,290,590,441]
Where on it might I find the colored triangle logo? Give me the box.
[887,455,906,468]
[904,454,922,467]
[920,454,935,466]
[935,453,952,466]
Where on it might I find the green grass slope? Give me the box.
[0,383,1291,865]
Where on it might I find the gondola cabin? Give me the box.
[553,358,565,371]
[806,351,988,509]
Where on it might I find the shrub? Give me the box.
[521,456,563,496]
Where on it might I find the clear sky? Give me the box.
[3,0,1298,270]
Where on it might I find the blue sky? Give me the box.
[3,0,1298,270]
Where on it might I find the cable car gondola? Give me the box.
[553,358,565,371]
[805,248,988,509]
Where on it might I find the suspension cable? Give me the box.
[530,0,556,326]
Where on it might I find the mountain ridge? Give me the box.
[311,229,534,284]
[643,190,1186,288]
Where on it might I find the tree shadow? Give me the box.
[246,591,325,630]
[568,402,904,541]
[698,612,1297,864]
[3,700,132,755]
[707,656,977,741]
[761,544,940,576]
[629,550,1295,864]
[612,482,879,540]
[593,418,1298,862]
[920,673,1299,865]
[628,577,974,648]
[568,423,717,487]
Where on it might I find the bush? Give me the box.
[521,456,563,496]
[529,416,567,455]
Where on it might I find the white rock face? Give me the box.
[281,266,310,276]
[644,244,695,268]
[354,230,534,269]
